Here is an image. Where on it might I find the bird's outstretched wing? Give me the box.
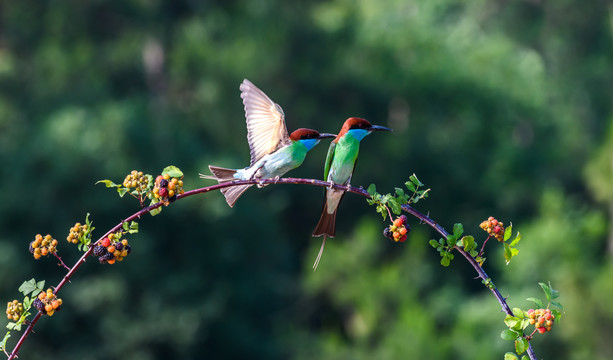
[240,79,291,166]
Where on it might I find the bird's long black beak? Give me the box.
[369,125,393,132]
[318,133,337,139]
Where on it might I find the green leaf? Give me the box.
[461,235,476,252]
[0,331,10,350]
[550,301,563,311]
[405,181,416,192]
[539,282,552,302]
[500,329,518,341]
[521,356,529,360]
[367,184,377,196]
[548,282,560,300]
[520,318,532,330]
[512,308,524,318]
[526,297,544,309]
[388,197,402,215]
[162,165,183,178]
[515,338,529,354]
[504,243,513,263]
[440,256,450,267]
[429,239,439,248]
[127,221,139,234]
[394,187,404,197]
[504,224,513,241]
[96,180,119,188]
[504,352,519,360]
[510,231,521,247]
[453,223,464,239]
[19,279,44,298]
[409,173,424,187]
[504,315,522,330]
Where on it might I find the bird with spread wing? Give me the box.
[202,79,335,207]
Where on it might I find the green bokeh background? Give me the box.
[1,1,612,359]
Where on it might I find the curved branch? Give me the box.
[8,177,535,360]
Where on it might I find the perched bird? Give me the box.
[312,117,392,269]
[202,79,335,207]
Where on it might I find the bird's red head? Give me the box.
[335,117,372,141]
[290,128,336,141]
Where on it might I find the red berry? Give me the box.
[493,226,501,234]
[399,215,407,224]
[101,237,110,247]
[158,187,168,197]
[491,219,498,226]
[488,216,494,221]
[399,234,407,242]
[537,327,546,334]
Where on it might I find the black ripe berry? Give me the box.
[32,298,45,312]
[159,179,169,188]
[124,245,132,254]
[99,252,115,263]
[114,242,123,251]
[383,227,393,239]
[93,245,107,257]
[169,194,177,203]
[399,215,408,224]
[29,242,35,254]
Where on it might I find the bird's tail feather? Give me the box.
[312,236,326,271]
[312,201,337,238]
[200,165,253,207]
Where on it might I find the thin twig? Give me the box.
[7,177,537,360]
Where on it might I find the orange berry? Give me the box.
[38,292,45,301]
[107,246,115,253]
[107,259,116,265]
[399,227,407,235]
[51,300,60,309]
[393,218,403,227]
[44,304,53,313]
[156,175,164,183]
[393,232,400,239]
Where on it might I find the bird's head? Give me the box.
[336,117,393,142]
[290,128,336,150]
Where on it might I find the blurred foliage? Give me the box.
[0,0,612,359]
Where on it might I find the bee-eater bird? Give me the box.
[312,117,392,269]
[201,79,336,207]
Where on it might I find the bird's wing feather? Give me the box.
[240,79,291,166]
[323,141,336,182]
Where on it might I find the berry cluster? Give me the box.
[6,300,24,322]
[527,308,555,334]
[29,234,58,260]
[67,222,89,244]
[383,215,410,242]
[123,170,149,192]
[153,174,184,204]
[480,216,505,242]
[93,233,131,264]
[32,288,62,316]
